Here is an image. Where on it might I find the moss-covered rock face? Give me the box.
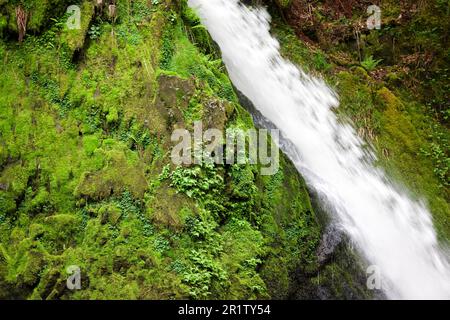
[0,0,359,299]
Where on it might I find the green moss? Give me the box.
[0,0,328,300]
[271,15,450,241]
[275,0,291,8]
[375,87,450,237]
[75,147,148,201]
[83,135,100,156]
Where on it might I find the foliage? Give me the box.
[361,55,383,72]
[88,25,101,40]
[170,164,224,199]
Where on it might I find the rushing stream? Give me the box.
[188,0,450,299]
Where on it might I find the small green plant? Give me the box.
[159,27,175,69]
[361,55,383,71]
[153,235,170,253]
[182,249,228,299]
[131,0,152,23]
[420,142,450,187]
[118,191,140,215]
[170,164,223,199]
[168,11,177,24]
[313,52,332,71]
[88,25,101,40]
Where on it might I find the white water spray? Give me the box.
[188,0,450,299]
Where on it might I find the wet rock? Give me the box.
[203,100,227,131]
[317,224,344,265]
[156,74,195,130]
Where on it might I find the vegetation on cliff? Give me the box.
[0,0,345,299]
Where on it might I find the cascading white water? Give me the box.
[188,0,450,299]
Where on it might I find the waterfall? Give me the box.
[187,0,450,299]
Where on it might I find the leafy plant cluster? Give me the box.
[420,127,450,187]
[30,71,74,116]
[361,55,383,72]
[169,164,224,200]
[0,0,328,300]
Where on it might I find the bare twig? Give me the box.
[15,6,28,43]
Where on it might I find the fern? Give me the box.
[361,55,383,71]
